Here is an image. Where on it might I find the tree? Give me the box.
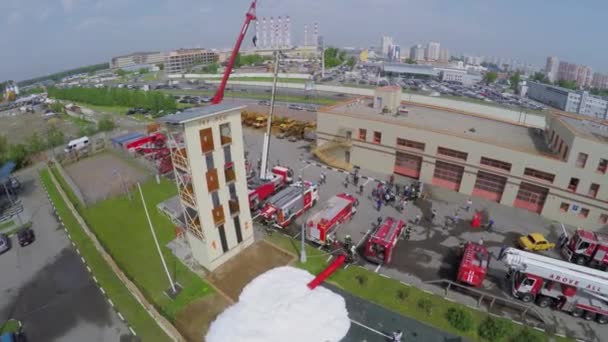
[557,79,577,90]
[138,68,148,75]
[404,58,417,64]
[156,63,164,71]
[97,116,116,132]
[115,69,127,77]
[530,72,550,84]
[46,125,65,147]
[509,72,521,91]
[49,102,64,114]
[204,63,219,74]
[234,53,242,68]
[26,133,47,154]
[346,57,357,69]
[478,317,511,341]
[324,47,345,69]
[7,144,28,169]
[483,71,498,85]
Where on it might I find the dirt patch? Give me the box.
[64,153,149,204]
[207,240,294,301]
[0,110,81,145]
[174,293,231,342]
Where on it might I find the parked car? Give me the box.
[0,233,10,254]
[518,233,555,251]
[276,132,287,139]
[258,100,270,106]
[288,104,303,110]
[17,228,35,247]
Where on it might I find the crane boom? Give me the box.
[210,0,257,105]
[499,247,608,296]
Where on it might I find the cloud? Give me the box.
[61,0,76,12]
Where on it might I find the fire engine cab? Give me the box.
[457,242,490,288]
[306,193,358,245]
[561,229,608,270]
[364,217,405,264]
[500,247,608,324]
[259,181,319,228]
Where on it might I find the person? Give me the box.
[377,216,383,227]
[391,330,403,341]
[487,218,495,231]
[376,198,382,211]
[431,208,437,223]
[465,198,472,212]
[353,173,359,186]
[414,213,421,225]
[359,184,364,194]
[453,212,460,225]
[344,175,349,188]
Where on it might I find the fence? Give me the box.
[53,158,87,207]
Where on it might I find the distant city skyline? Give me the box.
[2,0,608,81]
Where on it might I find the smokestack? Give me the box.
[285,16,291,48]
[313,22,319,47]
[304,24,308,46]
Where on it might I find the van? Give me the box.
[64,136,90,153]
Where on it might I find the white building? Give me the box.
[161,104,254,271]
[438,48,450,62]
[438,68,482,86]
[381,35,394,57]
[528,82,608,120]
[110,51,164,69]
[409,44,424,61]
[426,42,440,61]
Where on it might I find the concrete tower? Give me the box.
[313,23,319,47]
[285,16,291,48]
[304,24,309,46]
[269,17,275,48]
[260,17,268,49]
[277,16,283,48]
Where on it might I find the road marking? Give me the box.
[400,281,411,286]
[344,264,350,269]
[379,274,389,279]
[252,213,261,220]
[423,289,434,295]
[71,241,76,247]
[117,312,125,321]
[317,245,323,250]
[86,266,91,273]
[294,232,301,238]
[326,255,333,262]
[99,287,105,295]
[80,256,86,264]
[108,299,115,307]
[299,164,311,172]
[129,327,137,336]
[374,264,382,273]
[444,297,456,302]
[533,327,545,332]
[349,319,391,338]
[92,276,98,283]
[75,248,80,255]
[511,320,523,325]
[556,333,567,338]
[362,178,372,187]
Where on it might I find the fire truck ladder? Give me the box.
[269,186,303,209]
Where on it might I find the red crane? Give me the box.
[210,0,257,104]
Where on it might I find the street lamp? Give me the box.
[299,174,307,263]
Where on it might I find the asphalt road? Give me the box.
[0,167,132,342]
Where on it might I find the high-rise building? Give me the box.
[161,104,255,271]
[592,72,608,89]
[381,35,394,56]
[438,48,450,62]
[576,65,593,88]
[426,41,440,61]
[410,44,424,61]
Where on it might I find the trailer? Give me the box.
[125,132,166,151]
[306,193,358,245]
[561,229,608,270]
[259,181,319,228]
[248,166,293,210]
[499,247,608,324]
[457,242,490,287]
[363,217,405,264]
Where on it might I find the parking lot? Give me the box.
[243,127,606,341]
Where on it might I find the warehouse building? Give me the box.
[165,48,218,74]
[527,81,608,120]
[110,51,164,69]
[317,86,608,230]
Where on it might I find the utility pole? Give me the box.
[260,50,281,180]
[321,45,325,78]
[299,175,307,263]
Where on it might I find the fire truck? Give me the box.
[306,193,358,245]
[499,247,608,324]
[457,242,490,288]
[363,217,405,264]
[248,166,293,210]
[561,229,608,270]
[259,181,319,228]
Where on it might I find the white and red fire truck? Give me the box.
[248,166,293,210]
[561,229,608,270]
[363,217,405,264]
[499,247,608,324]
[306,193,358,245]
[457,242,490,288]
[259,181,319,228]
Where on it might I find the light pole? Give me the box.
[300,175,307,263]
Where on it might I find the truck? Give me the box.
[64,136,90,153]
[561,229,608,270]
[363,216,405,264]
[457,242,490,288]
[306,193,358,245]
[248,166,293,210]
[259,181,319,228]
[253,116,267,129]
[499,247,608,324]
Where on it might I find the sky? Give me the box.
[2,0,608,81]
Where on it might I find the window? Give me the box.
[205,153,215,170]
[212,191,220,207]
[480,157,512,172]
[373,131,382,144]
[560,202,570,212]
[219,122,232,145]
[579,208,590,219]
[562,145,569,160]
[437,146,468,161]
[523,167,555,183]
[223,145,232,164]
[598,159,608,174]
[576,153,588,168]
[568,177,579,192]
[217,225,229,253]
[552,135,560,149]
[234,216,243,243]
[599,214,608,225]
[558,140,564,153]
[359,129,367,140]
[396,138,425,151]
[589,183,600,198]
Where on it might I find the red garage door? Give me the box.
[472,171,507,202]
[394,152,422,179]
[513,182,548,214]
[432,161,464,191]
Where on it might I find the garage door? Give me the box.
[394,152,422,179]
[472,171,507,202]
[513,182,548,214]
[432,161,464,191]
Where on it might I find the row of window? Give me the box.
[559,202,608,224]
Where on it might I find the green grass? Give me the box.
[50,167,84,209]
[142,72,160,81]
[40,169,171,342]
[0,220,15,230]
[3,221,33,237]
[267,233,569,342]
[163,89,338,106]
[0,319,20,334]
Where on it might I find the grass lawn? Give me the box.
[2,221,33,237]
[0,220,15,230]
[163,89,339,106]
[267,232,568,342]
[0,319,20,334]
[40,169,171,342]
[142,72,160,81]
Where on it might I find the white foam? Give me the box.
[206,266,350,342]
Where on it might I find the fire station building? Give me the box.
[316,86,608,231]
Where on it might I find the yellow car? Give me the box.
[518,233,555,251]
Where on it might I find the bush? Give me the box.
[417,298,434,316]
[396,288,409,301]
[97,116,116,132]
[445,307,473,332]
[478,317,511,341]
[355,274,367,286]
[511,328,542,342]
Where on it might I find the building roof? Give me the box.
[113,51,162,59]
[0,161,16,183]
[560,116,608,143]
[159,104,245,125]
[382,63,438,77]
[322,98,555,156]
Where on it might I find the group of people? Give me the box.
[371,178,424,212]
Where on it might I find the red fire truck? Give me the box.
[499,247,608,324]
[248,166,293,210]
[457,242,490,288]
[561,229,608,270]
[363,217,405,264]
[259,181,319,228]
[306,193,358,245]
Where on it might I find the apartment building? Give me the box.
[165,48,218,74]
[316,86,608,230]
[161,104,254,271]
[110,51,164,69]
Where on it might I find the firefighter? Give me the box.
[391,330,403,342]
[344,234,353,251]
[358,184,364,195]
[344,175,349,188]
[319,172,326,184]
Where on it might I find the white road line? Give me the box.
[362,178,372,187]
[252,213,261,220]
[80,256,86,264]
[533,327,544,332]
[400,281,411,286]
[129,327,137,336]
[299,164,311,172]
[556,333,567,338]
[99,287,106,295]
[379,274,390,279]
[117,312,125,321]
[511,320,523,325]
[374,264,382,273]
[317,245,323,250]
[344,264,350,269]
[349,319,391,338]
[108,299,115,307]
[422,289,434,295]
[86,266,91,273]
[326,255,333,262]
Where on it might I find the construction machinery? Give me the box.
[252,115,267,129]
[306,193,358,246]
[259,181,319,228]
[363,217,405,265]
[499,247,608,324]
[561,229,608,270]
[248,165,293,210]
[457,242,490,288]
